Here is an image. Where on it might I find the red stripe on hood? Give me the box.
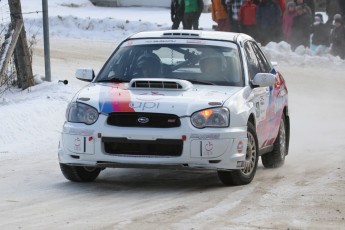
[109,83,135,112]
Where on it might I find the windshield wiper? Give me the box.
[186,79,216,85]
[97,76,129,83]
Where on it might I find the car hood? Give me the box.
[74,82,242,116]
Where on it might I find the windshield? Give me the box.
[96,40,244,87]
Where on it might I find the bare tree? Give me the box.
[0,0,34,91]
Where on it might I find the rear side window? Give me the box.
[251,42,272,73]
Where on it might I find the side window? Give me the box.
[244,42,260,80]
[251,42,272,73]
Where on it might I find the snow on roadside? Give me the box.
[22,15,345,68]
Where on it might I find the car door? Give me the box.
[244,41,273,148]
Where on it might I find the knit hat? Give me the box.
[334,14,342,21]
[333,14,343,23]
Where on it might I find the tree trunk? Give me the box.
[9,0,34,90]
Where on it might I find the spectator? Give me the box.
[275,0,286,17]
[339,0,345,18]
[273,0,286,41]
[294,0,312,17]
[290,5,313,50]
[282,1,297,43]
[180,0,204,30]
[238,0,257,38]
[310,14,330,55]
[330,17,345,59]
[225,0,244,32]
[171,0,184,29]
[326,0,341,25]
[256,0,282,45]
[212,0,230,31]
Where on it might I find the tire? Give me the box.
[261,115,287,168]
[60,163,101,182]
[217,122,259,186]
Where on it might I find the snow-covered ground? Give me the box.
[0,0,345,229]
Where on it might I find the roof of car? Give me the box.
[127,30,253,43]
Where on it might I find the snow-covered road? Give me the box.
[0,38,345,229]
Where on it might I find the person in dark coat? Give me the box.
[330,17,345,59]
[171,0,185,29]
[294,0,313,17]
[310,14,331,55]
[256,0,282,45]
[326,0,341,25]
[339,0,345,18]
[290,5,313,50]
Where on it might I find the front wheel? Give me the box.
[60,163,101,182]
[261,116,287,168]
[217,122,259,186]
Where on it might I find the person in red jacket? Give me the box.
[212,0,230,31]
[238,0,257,38]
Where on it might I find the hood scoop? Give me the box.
[129,78,193,91]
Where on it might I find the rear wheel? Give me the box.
[261,116,287,168]
[60,163,101,182]
[218,122,259,186]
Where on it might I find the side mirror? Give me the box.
[76,68,95,82]
[251,73,275,88]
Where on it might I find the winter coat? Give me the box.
[171,0,183,22]
[326,0,341,24]
[290,12,312,48]
[282,11,297,41]
[296,0,315,16]
[330,25,345,58]
[311,23,331,46]
[275,0,286,16]
[182,0,202,13]
[212,0,228,22]
[256,0,281,29]
[238,2,257,26]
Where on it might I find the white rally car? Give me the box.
[58,30,289,185]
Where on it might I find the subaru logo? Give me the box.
[138,117,149,124]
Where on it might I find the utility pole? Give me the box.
[42,0,51,82]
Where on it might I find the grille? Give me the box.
[107,113,181,128]
[103,137,183,157]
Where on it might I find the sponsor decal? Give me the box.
[205,141,214,151]
[186,40,206,44]
[99,83,135,113]
[129,102,160,111]
[136,91,165,101]
[74,137,82,152]
[236,161,245,168]
[190,134,220,140]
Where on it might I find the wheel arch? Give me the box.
[248,112,256,127]
[283,106,290,154]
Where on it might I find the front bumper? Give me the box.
[58,116,248,171]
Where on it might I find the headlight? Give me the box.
[191,107,229,129]
[66,102,99,125]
